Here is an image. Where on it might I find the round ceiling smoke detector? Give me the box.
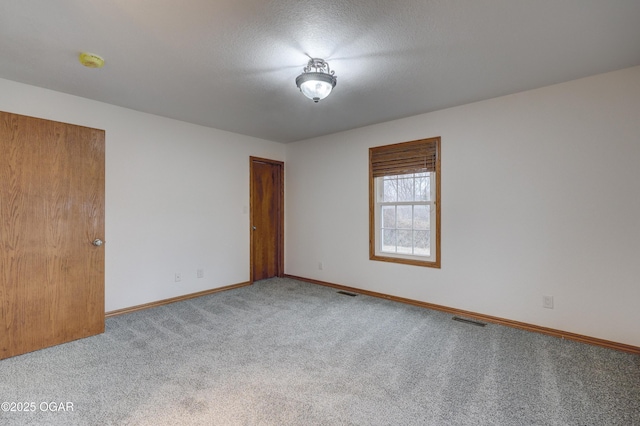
[79,52,105,68]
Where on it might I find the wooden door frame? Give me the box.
[249,156,284,283]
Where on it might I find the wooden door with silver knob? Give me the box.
[0,112,105,359]
[250,157,284,282]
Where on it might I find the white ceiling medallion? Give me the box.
[295,58,337,103]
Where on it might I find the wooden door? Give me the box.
[250,157,283,281]
[0,111,105,359]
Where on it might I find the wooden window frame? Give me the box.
[369,137,441,268]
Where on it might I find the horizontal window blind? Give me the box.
[370,138,439,178]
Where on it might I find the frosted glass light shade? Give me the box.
[296,71,337,103]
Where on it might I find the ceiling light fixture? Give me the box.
[295,58,337,103]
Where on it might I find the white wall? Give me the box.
[0,78,285,312]
[285,66,640,347]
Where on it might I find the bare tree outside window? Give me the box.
[380,174,432,256]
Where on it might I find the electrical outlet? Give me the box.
[318,262,323,270]
[197,269,204,278]
[543,295,554,309]
[175,272,182,282]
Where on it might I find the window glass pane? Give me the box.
[383,178,397,202]
[382,229,396,253]
[425,175,432,201]
[414,230,430,256]
[415,176,429,201]
[397,205,412,229]
[381,206,396,228]
[414,205,429,230]
[397,230,413,254]
[397,177,414,202]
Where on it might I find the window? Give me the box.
[369,137,440,268]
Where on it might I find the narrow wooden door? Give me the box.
[250,157,284,281]
[0,112,105,359]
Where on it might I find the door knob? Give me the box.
[92,238,104,246]
[252,226,257,230]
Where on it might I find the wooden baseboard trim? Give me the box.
[285,274,640,355]
[104,281,252,318]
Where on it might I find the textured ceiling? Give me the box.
[1,1,639,143]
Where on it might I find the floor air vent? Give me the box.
[452,316,486,327]
[337,291,358,297]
